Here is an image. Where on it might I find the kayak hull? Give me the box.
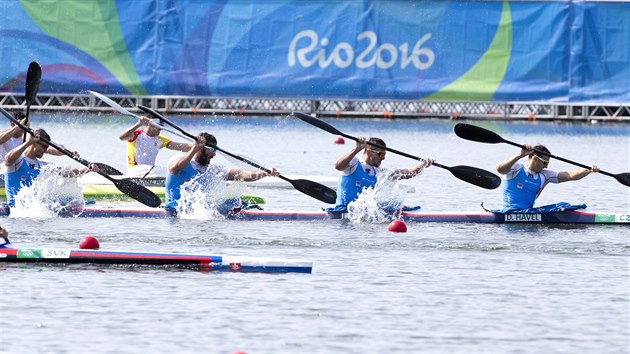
[0,206,627,224]
[0,247,312,273]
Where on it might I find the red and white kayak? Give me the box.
[0,245,312,273]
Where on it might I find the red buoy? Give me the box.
[388,220,407,233]
[334,137,345,144]
[79,236,100,250]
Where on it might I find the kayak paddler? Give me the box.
[164,132,279,212]
[3,128,99,206]
[333,136,433,210]
[119,115,190,176]
[496,144,600,211]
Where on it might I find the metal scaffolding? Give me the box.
[1,92,629,122]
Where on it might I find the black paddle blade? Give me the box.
[112,178,162,207]
[25,61,42,105]
[92,163,123,176]
[614,172,630,187]
[24,61,42,141]
[445,165,502,190]
[293,112,344,136]
[290,179,337,204]
[454,123,505,144]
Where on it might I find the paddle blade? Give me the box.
[289,179,337,204]
[89,90,136,118]
[112,178,162,207]
[445,165,502,190]
[293,112,344,136]
[614,172,630,187]
[25,62,42,105]
[454,123,505,144]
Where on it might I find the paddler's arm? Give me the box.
[67,163,99,177]
[45,143,77,157]
[497,144,532,174]
[53,150,93,177]
[119,116,149,141]
[168,134,205,175]
[390,158,434,180]
[5,134,38,166]
[0,118,27,144]
[227,167,279,182]
[45,147,66,156]
[557,165,599,182]
[0,128,15,145]
[166,141,192,153]
[335,137,367,171]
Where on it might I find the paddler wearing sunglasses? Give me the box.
[3,128,98,207]
[333,136,433,209]
[496,144,599,210]
[164,132,279,212]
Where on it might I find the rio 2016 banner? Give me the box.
[0,0,628,103]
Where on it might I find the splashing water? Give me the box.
[176,168,246,220]
[10,165,85,218]
[347,171,408,223]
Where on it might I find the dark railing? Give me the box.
[1,92,629,122]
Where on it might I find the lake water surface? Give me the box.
[1,113,628,353]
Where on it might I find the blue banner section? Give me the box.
[0,1,628,103]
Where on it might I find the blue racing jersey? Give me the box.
[335,159,378,207]
[164,156,229,210]
[4,157,42,206]
[502,163,559,209]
